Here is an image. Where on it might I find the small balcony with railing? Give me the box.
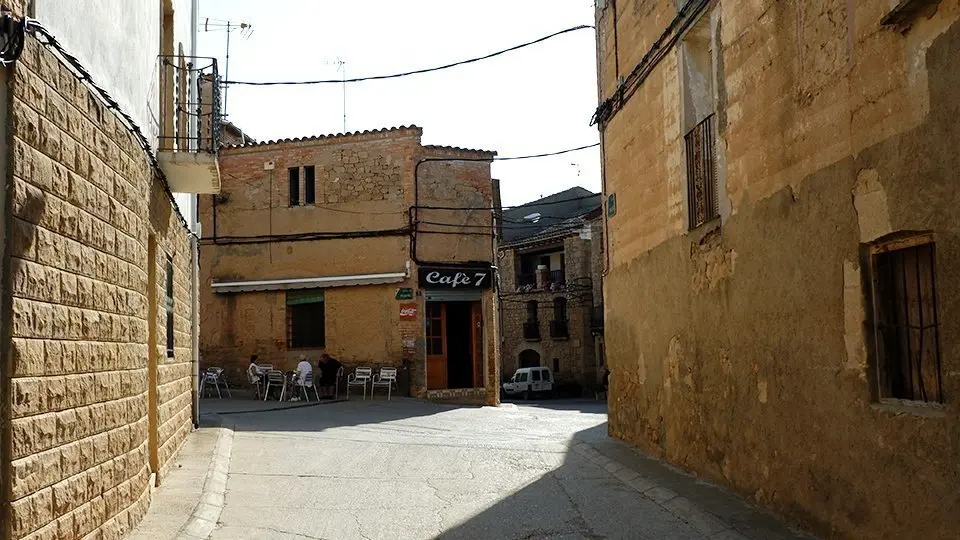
[156,55,222,194]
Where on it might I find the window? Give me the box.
[526,300,538,322]
[553,297,567,322]
[426,303,444,355]
[304,165,316,205]
[870,236,943,403]
[165,256,174,357]
[288,167,300,206]
[286,290,325,348]
[532,370,542,382]
[553,359,560,374]
[517,372,528,383]
[682,14,719,229]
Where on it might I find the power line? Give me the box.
[224,25,594,86]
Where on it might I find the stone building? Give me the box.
[497,188,604,392]
[594,0,960,538]
[0,1,216,539]
[198,127,502,403]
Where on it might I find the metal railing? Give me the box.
[158,55,222,154]
[685,114,718,229]
[549,270,565,285]
[523,321,541,341]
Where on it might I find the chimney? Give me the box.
[536,264,550,290]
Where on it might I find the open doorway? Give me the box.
[519,349,541,368]
[426,300,483,390]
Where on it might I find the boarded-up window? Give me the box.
[871,236,943,403]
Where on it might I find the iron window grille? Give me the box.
[685,114,718,229]
[870,235,943,404]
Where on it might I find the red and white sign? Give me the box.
[399,303,418,320]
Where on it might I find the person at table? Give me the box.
[295,354,313,384]
[316,353,342,398]
[247,355,262,384]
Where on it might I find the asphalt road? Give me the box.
[199,398,811,540]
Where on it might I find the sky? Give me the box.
[196,0,602,206]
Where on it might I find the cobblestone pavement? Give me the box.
[129,398,814,540]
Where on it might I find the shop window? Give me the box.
[870,236,943,403]
[286,290,325,348]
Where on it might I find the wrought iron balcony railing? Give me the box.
[158,55,222,154]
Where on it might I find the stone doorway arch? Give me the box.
[519,349,541,368]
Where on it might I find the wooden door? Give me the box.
[471,302,483,388]
[426,303,447,390]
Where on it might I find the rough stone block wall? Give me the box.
[498,237,597,388]
[3,35,195,540]
[598,1,960,538]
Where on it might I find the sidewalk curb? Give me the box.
[568,441,813,540]
[176,415,234,540]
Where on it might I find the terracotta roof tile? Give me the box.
[222,125,423,149]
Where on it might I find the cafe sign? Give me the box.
[418,267,492,290]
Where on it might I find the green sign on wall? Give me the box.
[395,288,414,300]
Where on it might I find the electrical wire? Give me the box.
[224,25,594,86]
[0,14,25,66]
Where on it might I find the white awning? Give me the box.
[212,271,407,294]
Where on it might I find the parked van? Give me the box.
[502,367,554,399]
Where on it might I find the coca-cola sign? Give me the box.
[418,267,492,289]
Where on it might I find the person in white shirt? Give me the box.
[247,355,262,383]
[295,354,313,385]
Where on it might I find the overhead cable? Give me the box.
[224,25,594,86]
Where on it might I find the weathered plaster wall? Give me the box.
[3,34,195,540]
[599,1,960,538]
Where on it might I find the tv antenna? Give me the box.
[202,18,253,115]
[325,58,348,133]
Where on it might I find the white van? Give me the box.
[502,367,554,399]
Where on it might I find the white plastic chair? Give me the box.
[372,367,398,400]
[314,366,344,400]
[297,371,320,402]
[263,369,287,401]
[347,367,372,400]
[201,367,231,399]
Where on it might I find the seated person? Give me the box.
[247,355,262,383]
[295,354,313,384]
[316,353,343,397]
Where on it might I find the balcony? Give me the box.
[515,269,566,292]
[549,320,569,340]
[523,321,541,341]
[156,55,222,194]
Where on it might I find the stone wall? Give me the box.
[498,229,600,389]
[598,1,960,538]
[2,33,195,540]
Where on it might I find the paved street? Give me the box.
[130,399,812,540]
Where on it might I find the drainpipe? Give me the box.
[191,232,200,427]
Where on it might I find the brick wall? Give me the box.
[3,35,195,540]
[201,132,500,403]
